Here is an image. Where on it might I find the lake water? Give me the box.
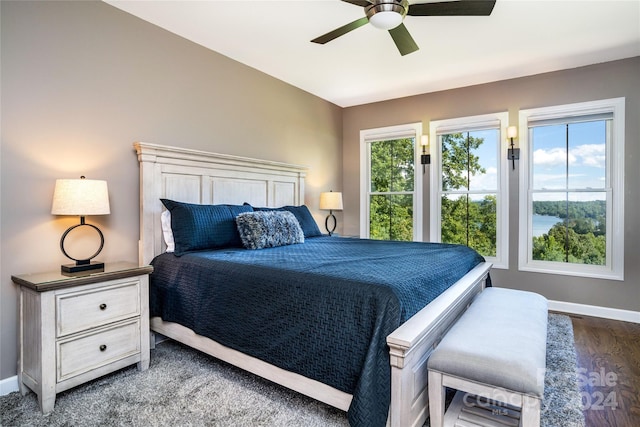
[532,214,563,237]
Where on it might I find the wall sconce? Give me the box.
[420,135,431,174]
[51,176,110,273]
[319,190,343,236]
[507,126,520,170]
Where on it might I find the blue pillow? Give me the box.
[236,211,304,250]
[161,199,253,255]
[281,205,323,237]
[247,203,322,238]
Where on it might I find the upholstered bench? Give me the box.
[427,287,548,427]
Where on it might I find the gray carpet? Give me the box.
[1,314,584,427]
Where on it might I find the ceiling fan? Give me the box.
[311,0,496,56]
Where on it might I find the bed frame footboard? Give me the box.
[386,262,491,427]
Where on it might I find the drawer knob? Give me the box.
[99,344,107,352]
[99,303,107,310]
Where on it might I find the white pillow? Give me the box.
[161,210,175,253]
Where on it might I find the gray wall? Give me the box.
[343,57,640,312]
[0,1,343,380]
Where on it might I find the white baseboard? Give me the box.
[549,300,640,323]
[1,375,19,396]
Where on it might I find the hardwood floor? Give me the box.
[570,314,640,427]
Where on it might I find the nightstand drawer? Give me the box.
[57,319,141,382]
[57,281,140,336]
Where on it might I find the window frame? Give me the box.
[359,123,423,241]
[518,98,625,280]
[429,112,510,269]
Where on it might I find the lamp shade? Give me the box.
[51,178,110,216]
[319,191,343,211]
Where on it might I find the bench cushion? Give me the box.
[428,287,548,397]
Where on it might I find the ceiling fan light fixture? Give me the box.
[366,1,408,30]
[368,11,402,30]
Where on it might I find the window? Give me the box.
[518,98,624,280]
[360,123,423,241]
[430,113,509,268]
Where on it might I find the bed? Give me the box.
[135,142,492,427]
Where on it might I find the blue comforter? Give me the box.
[150,236,485,426]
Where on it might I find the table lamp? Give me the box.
[51,176,110,273]
[319,190,343,236]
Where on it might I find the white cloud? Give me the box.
[533,144,605,169]
[470,166,498,191]
[571,144,605,168]
[533,147,574,167]
[532,173,567,190]
[485,166,498,175]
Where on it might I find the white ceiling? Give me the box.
[105,0,640,107]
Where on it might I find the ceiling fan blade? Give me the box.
[388,23,419,56]
[407,0,496,16]
[311,17,369,44]
[341,0,373,7]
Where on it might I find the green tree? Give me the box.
[441,195,469,246]
[441,133,485,191]
[440,133,496,257]
[531,200,607,265]
[532,221,605,265]
[532,232,566,262]
[369,138,414,241]
[472,195,497,256]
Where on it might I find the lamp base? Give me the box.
[61,261,105,274]
[325,212,337,236]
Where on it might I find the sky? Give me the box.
[440,121,608,203]
[531,120,607,198]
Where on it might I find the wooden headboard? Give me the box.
[134,142,308,265]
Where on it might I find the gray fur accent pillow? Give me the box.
[235,211,305,250]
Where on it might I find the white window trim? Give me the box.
[359,123,423,241]
[429,112,510,269]
[518,97,625,280]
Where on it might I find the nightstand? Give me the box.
[12,262,153,414]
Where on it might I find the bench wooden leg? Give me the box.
[521,395,541,427]
[428,370,445,427]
